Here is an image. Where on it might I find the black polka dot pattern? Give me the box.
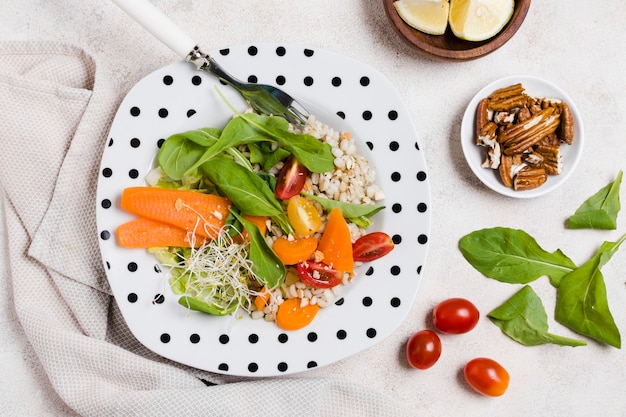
[95,43,430,378]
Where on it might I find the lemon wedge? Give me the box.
[449,0,514,41]
[394,0,450,36]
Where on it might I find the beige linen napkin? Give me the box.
[0,41,411,416]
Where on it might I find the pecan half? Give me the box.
[513,167,547,191]
[488,83,528,111]
[475,98,490,140]
[557,102,575,144]
[500,107,561,155]
[535,144,562,175]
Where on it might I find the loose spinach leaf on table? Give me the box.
[230,210,286,289]
[568,170,622,230]
[459,227,577,287]
[201,158,293,234]
[489,285,586,347]
[554,233,626,348]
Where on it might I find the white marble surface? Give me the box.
[1,0,626,416]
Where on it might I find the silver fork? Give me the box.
[111,0,310,126]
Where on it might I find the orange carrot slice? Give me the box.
[276,298,319,330]
[316,207,354,273]
[253,287,271,311]
[272,235,318,265]
[120,187,231,239]
[116,217,204,248]
[233,215,269,243]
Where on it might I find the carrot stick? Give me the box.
[116,217,204,248]
[253,287,271,311]
[233,215,269,243]
[272,235,318,265]
[316,207,354,273]
[120,187,231,239]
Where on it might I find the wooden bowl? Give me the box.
[383,0,531,61]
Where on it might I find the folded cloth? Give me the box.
[0,41,412,416]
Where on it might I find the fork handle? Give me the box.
[111,0,196,59]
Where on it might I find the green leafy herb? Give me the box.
[303,192,385,228]
[231,210,286,289]
[489,285,586,347]
[182,112,334,177]
[555,233,626,348]
[568,171,622,230]
[158,128,221,180]
[178,295,238,316]
[201,158,293,234]
[459,227,577,287]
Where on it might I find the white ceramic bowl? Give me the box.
[461,75,584,198]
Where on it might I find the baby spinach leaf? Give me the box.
[158,128,220,180]
[236,113,335,173]
[178,295,238,316]
[459,228,577,287]
[568,170,622,230]
[488,285,586,347]
[303,192,385,224]
[230,210,286,289]
[555,233,626,348]
[201,158,293,234]
[182,113,334,177]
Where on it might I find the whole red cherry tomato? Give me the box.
[406,330,442,370]
[296,261,344,289]
[275,156,308,200]
[352,232,395,262]
[464,358,510,397]
[433,298,480,334]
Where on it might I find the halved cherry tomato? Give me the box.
[352,232,395,262]
[433,298,480,334]
[275,156,308,200]
[287,196,322,236]
[464,358,510,397]
[406,330,442,370]
[296,261,344,289]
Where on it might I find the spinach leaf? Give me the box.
[555,233,626,348]
[158,128,220,180]
[230,210,286,289]
[568,170,622,230]
[303,192,385,227]
[235,113,335,173]
[459,227,577,287]
[489,285,586,347]
[183,113,334,177]
[178,295,238,316]
[201,158,293,234]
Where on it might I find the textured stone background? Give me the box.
[1,1,625,415]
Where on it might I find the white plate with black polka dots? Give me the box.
[96,43,431,377]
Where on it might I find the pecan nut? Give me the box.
[513,167,547,191]
[500,107,561,155]
[488,83,528,111]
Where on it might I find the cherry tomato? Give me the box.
[287,196,322,236]
[433,298,480,334]
[352,232,395,262]
[406,330,442,370]
[275,156,308,200]
[464,358,510,397]
[296,261,344,289]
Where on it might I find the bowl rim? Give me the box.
[383,0,532,61]
[460,75,585,198]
